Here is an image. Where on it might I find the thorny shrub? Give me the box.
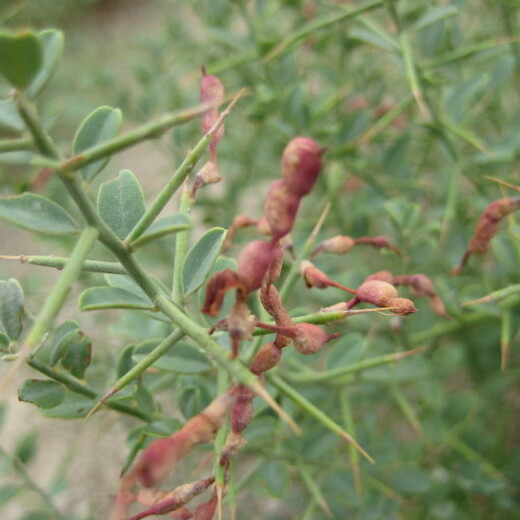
[1,2,520,520]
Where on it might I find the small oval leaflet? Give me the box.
[182,227,227,297]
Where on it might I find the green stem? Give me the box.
[283,347,425,384]
[263,0,384,62]
[0,254,126,274]
[0,442,67,520]
[27,358,153,421]
[15,94,60,158]
[23,227,99,351]
[126,91,244,244]
[340,390,363,499]
[0,136,33,152]
[53,95,240,175]
[93,329,184,408]
[268,373,374,463]
[171,187,193,302]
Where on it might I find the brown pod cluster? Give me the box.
[453,197,520,274]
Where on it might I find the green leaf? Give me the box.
[79,286,153,311]
[18,379,65,409]
[49,320,80,366]
[40,393,95,419]
[26,29,64,98]
[98,170,145,239]
[105,274,149,300]
[60,331,91,379]
[0,30,42,89]
[0,193,78,235]
[15,431,37,464]
[0,484,21,506]
[131,213,192,249]
[0,98,24,132]
[0,278,25,340]
[412,6,459,32]
[133,340,212,373]
[117,344,136,378]
[73,106,122,182]
[182,227,227,296]
[177,385,203,419]
[258,460,289,498]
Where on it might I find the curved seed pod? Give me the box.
[237,239,276,293]
[259,284,293,348]
[311,235,355,257]
[264,179,301,241]
[281,136,324,197]
[192,161,222,198]
[453,197,520,274]
[355,280,399,307]
[202,269,242,317]
[250,342,282,374]
[133,392,234,487]
[300,260,356,293]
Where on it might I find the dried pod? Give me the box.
[227,299,256,357]
[311,235,355,257]
[281,136,324,197]
[364,270,394,283]
[300,260,356,293]
[259,284,293,348]
[191,161,221,198]
[265,241,285,285]
[355,280,398,307]
[224,215,258,249]
[255,321,338,355]
[200,68,224,162]
[231,385,255,434]
[353,235,401,256]
[264,179,301,241]
[386,297,417,316]
[291,323,339,355]
[202,269,242,317]
[193,492,218,520]
[133,392,234,487]
[392,274,450,318]
[237,239,276,293]
[453,197,520,274]
[127,477,214,520]
[250,342,282,374]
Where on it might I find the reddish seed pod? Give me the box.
[265,241,284,285]
[193,492,218,520]
[202,269,242,317]
[291,323,339,355]
[264,179,301,241]
[311,235,355,257]
[354,235,402,256]
[365,270,393,283]
[281,136,324,197]
[355,280,398,307]
[300,260,357,294]
[231,386,255,434]
[250,342,282,374]
[200,68,224,162]
[237,239,276,293]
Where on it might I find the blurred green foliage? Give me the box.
[1,1,520,519]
